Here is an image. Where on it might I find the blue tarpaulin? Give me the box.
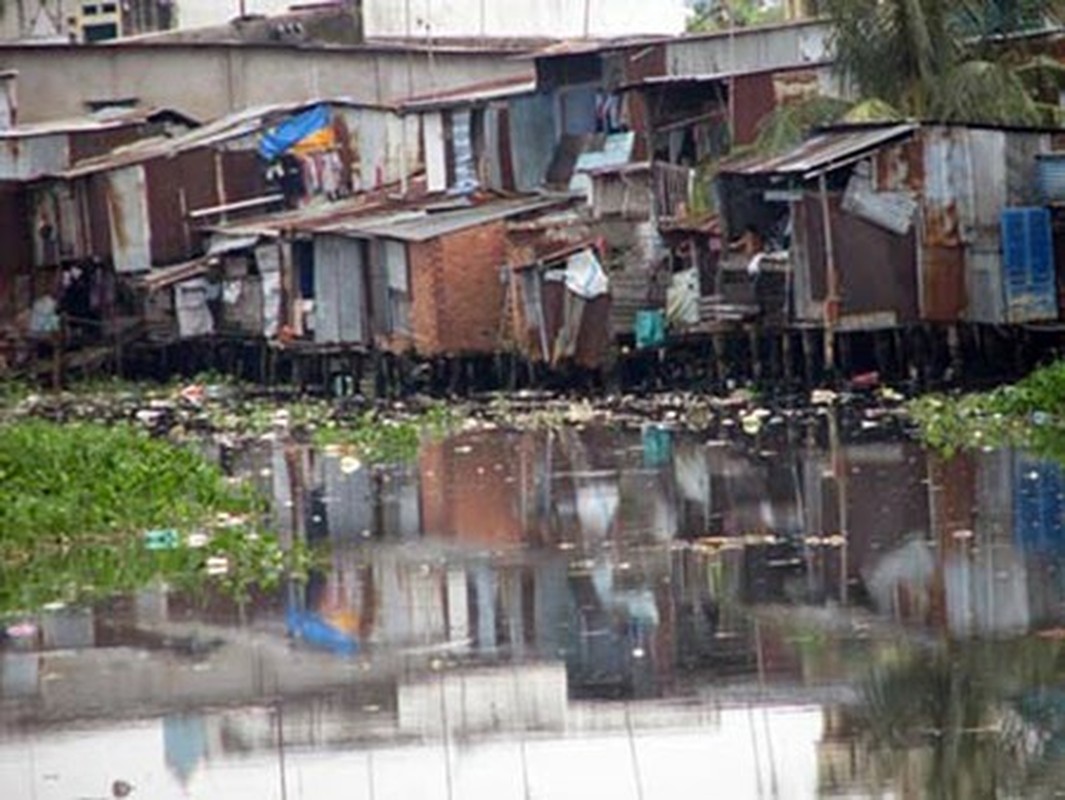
[286,605,359,656]
[260,105,331,161]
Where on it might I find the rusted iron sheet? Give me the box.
[146,149,218,266]
[921,128,970,249]
[86,175,112,259]
[922,245,967,321]
[540,280,611,369]
[875,139,922,193]
[732,71,776,147]
[69,126,150,165]
[798,192,919,325]
[0,182,30,322]
[219,149,271,207]
[722,124,917,178]
[106,164,152,273]
[0,134,67,181]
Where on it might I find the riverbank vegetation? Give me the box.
[908,360,1065,458]
[0,420,307,614]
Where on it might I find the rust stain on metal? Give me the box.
[923,200,961,248]
[105,179,127,251]
[922,245,966,321]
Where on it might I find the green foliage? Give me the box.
[0,421,301,613]
[687,0,787,32]
[749,95,855,156]
[908,360,1065,459]
[825,0,1057,125]
[313,407,453,462]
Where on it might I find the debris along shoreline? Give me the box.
[0,373,914,452]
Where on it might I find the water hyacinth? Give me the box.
[0,420,305,614]
[907,360,1065,462]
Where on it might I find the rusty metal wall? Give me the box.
[966,129,1008,323]
[0,134,68,181]
[106,164,152,273]
[145,149,219,266]
[85,175,112,259]
[917,126,1051,323]
[313,235,369,345]
[665,22,831,77]
[609,43,667,160]
[796,192,919,327]
[732,71,776,147]
[339,107,421,192]
[69,126,150,164]
[540,279,612,368]
[220,149,271,206]
[0,182,31,322]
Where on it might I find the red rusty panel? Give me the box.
[621,43,667,84]
[219,149,271,205]
[0,181,30,323]
[540,280,611,369]
[922,245,967,321]
[732,72,776,147]
[85,175,112,259]
[800,192,919,323]
[145,148,219,265]
[875,138,923,193]
[69,126,148,164]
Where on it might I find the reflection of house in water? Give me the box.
[863,448,1065,637]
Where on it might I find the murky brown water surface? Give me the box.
[6,417,1065,799]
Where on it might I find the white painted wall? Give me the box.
[364,0,689,39]
[175,0,295,30]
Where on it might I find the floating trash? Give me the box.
[340,456,363,475]
[145,529,180,551]
[206,557,229,576]
[5,622,37,639]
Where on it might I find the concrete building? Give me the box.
[0,40,533,123]
[0,0,177,43]
[364,0,688,39]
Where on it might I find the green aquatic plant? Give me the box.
[314,405,455,462]
[908,361,1065,460]
[0,420,303,614]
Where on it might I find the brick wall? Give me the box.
[407,219,508,356]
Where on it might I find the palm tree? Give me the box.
[825,0,1058,125]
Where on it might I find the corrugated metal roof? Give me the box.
[207,194,572,243]
[60,98,394,179]
[133,256,211,292]
[315,195,571,242]
[719,123,918,180]
[0,106,193,140]
[516,35,664,60]
[398,75,538,112]
[618,60,834,91]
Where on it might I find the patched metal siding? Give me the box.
[106,164,151,273]
[313,235,369,345]
[509,93,557,191]
[665,22,831,77]
[1001,207,1057,323]
[965,129,1007,323]
[339,107,422,193]
[0,134,69,181]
